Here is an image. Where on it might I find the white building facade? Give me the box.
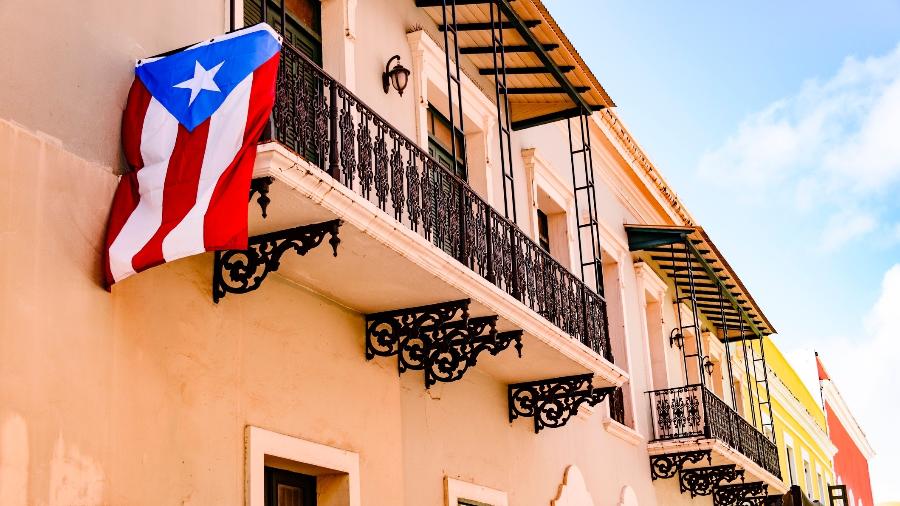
[0,1,792,505]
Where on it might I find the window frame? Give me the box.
[444,477,507,506]
[246,426,360,506]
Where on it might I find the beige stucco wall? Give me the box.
[0,116,702,505]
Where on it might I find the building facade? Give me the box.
[0,0,855,505]
[817,354,876,506]
[765,339,837,504]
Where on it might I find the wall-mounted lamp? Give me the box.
[669,328,685,349]
[703,357,715,377]
[382,55,410,96]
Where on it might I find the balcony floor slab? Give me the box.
[648,439,787,494]
[242,142,628,388]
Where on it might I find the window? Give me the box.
[829,484,849,506]
[246,426,360,506]
[785,444,797,485]
[266,467,316,506]
[244,0,322,63]
[803,459,813,497]
[817,472,825,501]
[427,105,467,180]
[459,501,492,506]
[537,209,550,252]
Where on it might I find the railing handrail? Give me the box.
[279,40,607,306]
[645,383,703,395]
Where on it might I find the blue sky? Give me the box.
[548,1,900,502]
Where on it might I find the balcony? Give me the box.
[647,385,785,501]
[227,41,626,395]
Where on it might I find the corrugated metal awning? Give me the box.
[625,225,776,339]
[416,0,614,130]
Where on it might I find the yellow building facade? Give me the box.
[764,337,837,503]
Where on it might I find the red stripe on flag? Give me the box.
[103,79,154,288]
[203,53,280,250]
[103,172,141,289]
[130,120,211,274]
[121,79,153,171]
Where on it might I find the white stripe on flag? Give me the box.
[107,98,180,283]
[161,73,253,261]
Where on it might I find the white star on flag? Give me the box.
[174,60,224,105]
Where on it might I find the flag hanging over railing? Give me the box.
[103,23,282,288]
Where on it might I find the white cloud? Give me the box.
[697,44,900,251]
[782,265,900,503]
[820,209,876,251]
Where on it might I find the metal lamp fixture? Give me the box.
[669,328,685,349]
[703,357,715,376]
[382,55,411,96]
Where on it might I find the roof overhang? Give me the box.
[625,225,776,339]
[416,0,614,130]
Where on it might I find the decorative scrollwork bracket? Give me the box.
[249,176,275,218]
[212,219,342,302]
[508,374,616,433]
[713,482,768,506]
[679,465,744,497]
[649,450,712,480]
[365,299,523,388]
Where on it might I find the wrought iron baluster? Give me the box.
[338,90,356,187]
[406,146,420,230]
[357,110,373,198]
[374,124,388,210]
[390,135,404,220]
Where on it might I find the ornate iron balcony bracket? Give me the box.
[713,482,768,506]
[249,176,275,218]
[365,299,523,388]
[679,465,744,497]
[508,374,615,433]
[649,450,712,480]
[212,219,342,302]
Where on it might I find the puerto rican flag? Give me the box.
[104,23,282,288]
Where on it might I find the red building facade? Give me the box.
[818,354,875,506]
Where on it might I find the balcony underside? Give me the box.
[648,439,787,495]
[239,142,627,388]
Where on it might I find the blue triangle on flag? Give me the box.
[135,24,281,131]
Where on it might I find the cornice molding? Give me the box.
[821,380,875,459]
[593,109,695,226]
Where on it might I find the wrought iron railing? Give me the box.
[647,385,780,478]
[265,42,612,361]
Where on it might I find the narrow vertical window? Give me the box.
[803,459,813,497]
[785,445,797,485]
[537,209,550,252]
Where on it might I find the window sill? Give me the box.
[602,418,645,447]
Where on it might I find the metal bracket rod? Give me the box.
[508,374,615,433]
[365,299,523,388]
[649,450,712,480]
[212,219,342,302]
